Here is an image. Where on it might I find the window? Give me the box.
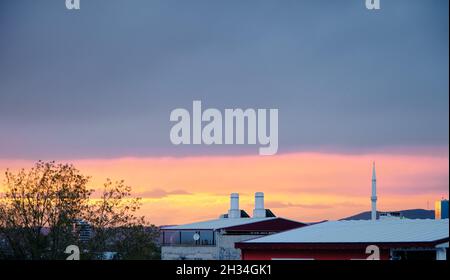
[198,230,214,245]
[163,231,179,245]
[180,231,197,245]
[162,230,215,246]
[391,249,436,260]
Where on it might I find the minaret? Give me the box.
[371,162,377,221]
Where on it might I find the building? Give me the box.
[161,192,307,260]
[237,164,449,260]
[74,219,92,243]
[435,199,449,219]
[379,211,403,220]
[236,219,449,260]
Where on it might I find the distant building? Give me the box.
[73,219,92,243]
[341,209,434,220]
[379,211,403,220]
[236,219,449,260]
[161,192,307,260]
[435,199,449,219]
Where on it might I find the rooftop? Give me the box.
[162,217,277,230]
[244,219,449,244]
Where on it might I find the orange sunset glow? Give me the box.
[1,149,448,225]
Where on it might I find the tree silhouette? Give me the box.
[0,161,160,260]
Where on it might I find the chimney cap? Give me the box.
[253,192,266,218]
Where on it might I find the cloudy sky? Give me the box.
[0,0,448,224]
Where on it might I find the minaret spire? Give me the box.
[371,162,377,221]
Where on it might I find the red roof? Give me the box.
[224,218,307,232]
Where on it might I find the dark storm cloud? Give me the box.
[0,0,448,158]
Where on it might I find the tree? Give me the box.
[0,161,91,259]
[113,225,161,260]
[82,179,160,259]
[0,161,160,260]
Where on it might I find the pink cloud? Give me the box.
[0,147,448,224]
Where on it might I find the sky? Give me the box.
[0,0,448,225]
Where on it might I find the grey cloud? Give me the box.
[0,0,448,158]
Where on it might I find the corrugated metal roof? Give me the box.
[245,219,449,243]
[162,217,276,230]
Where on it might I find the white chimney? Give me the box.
[253,192,266,218]
[228,193,240,219]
